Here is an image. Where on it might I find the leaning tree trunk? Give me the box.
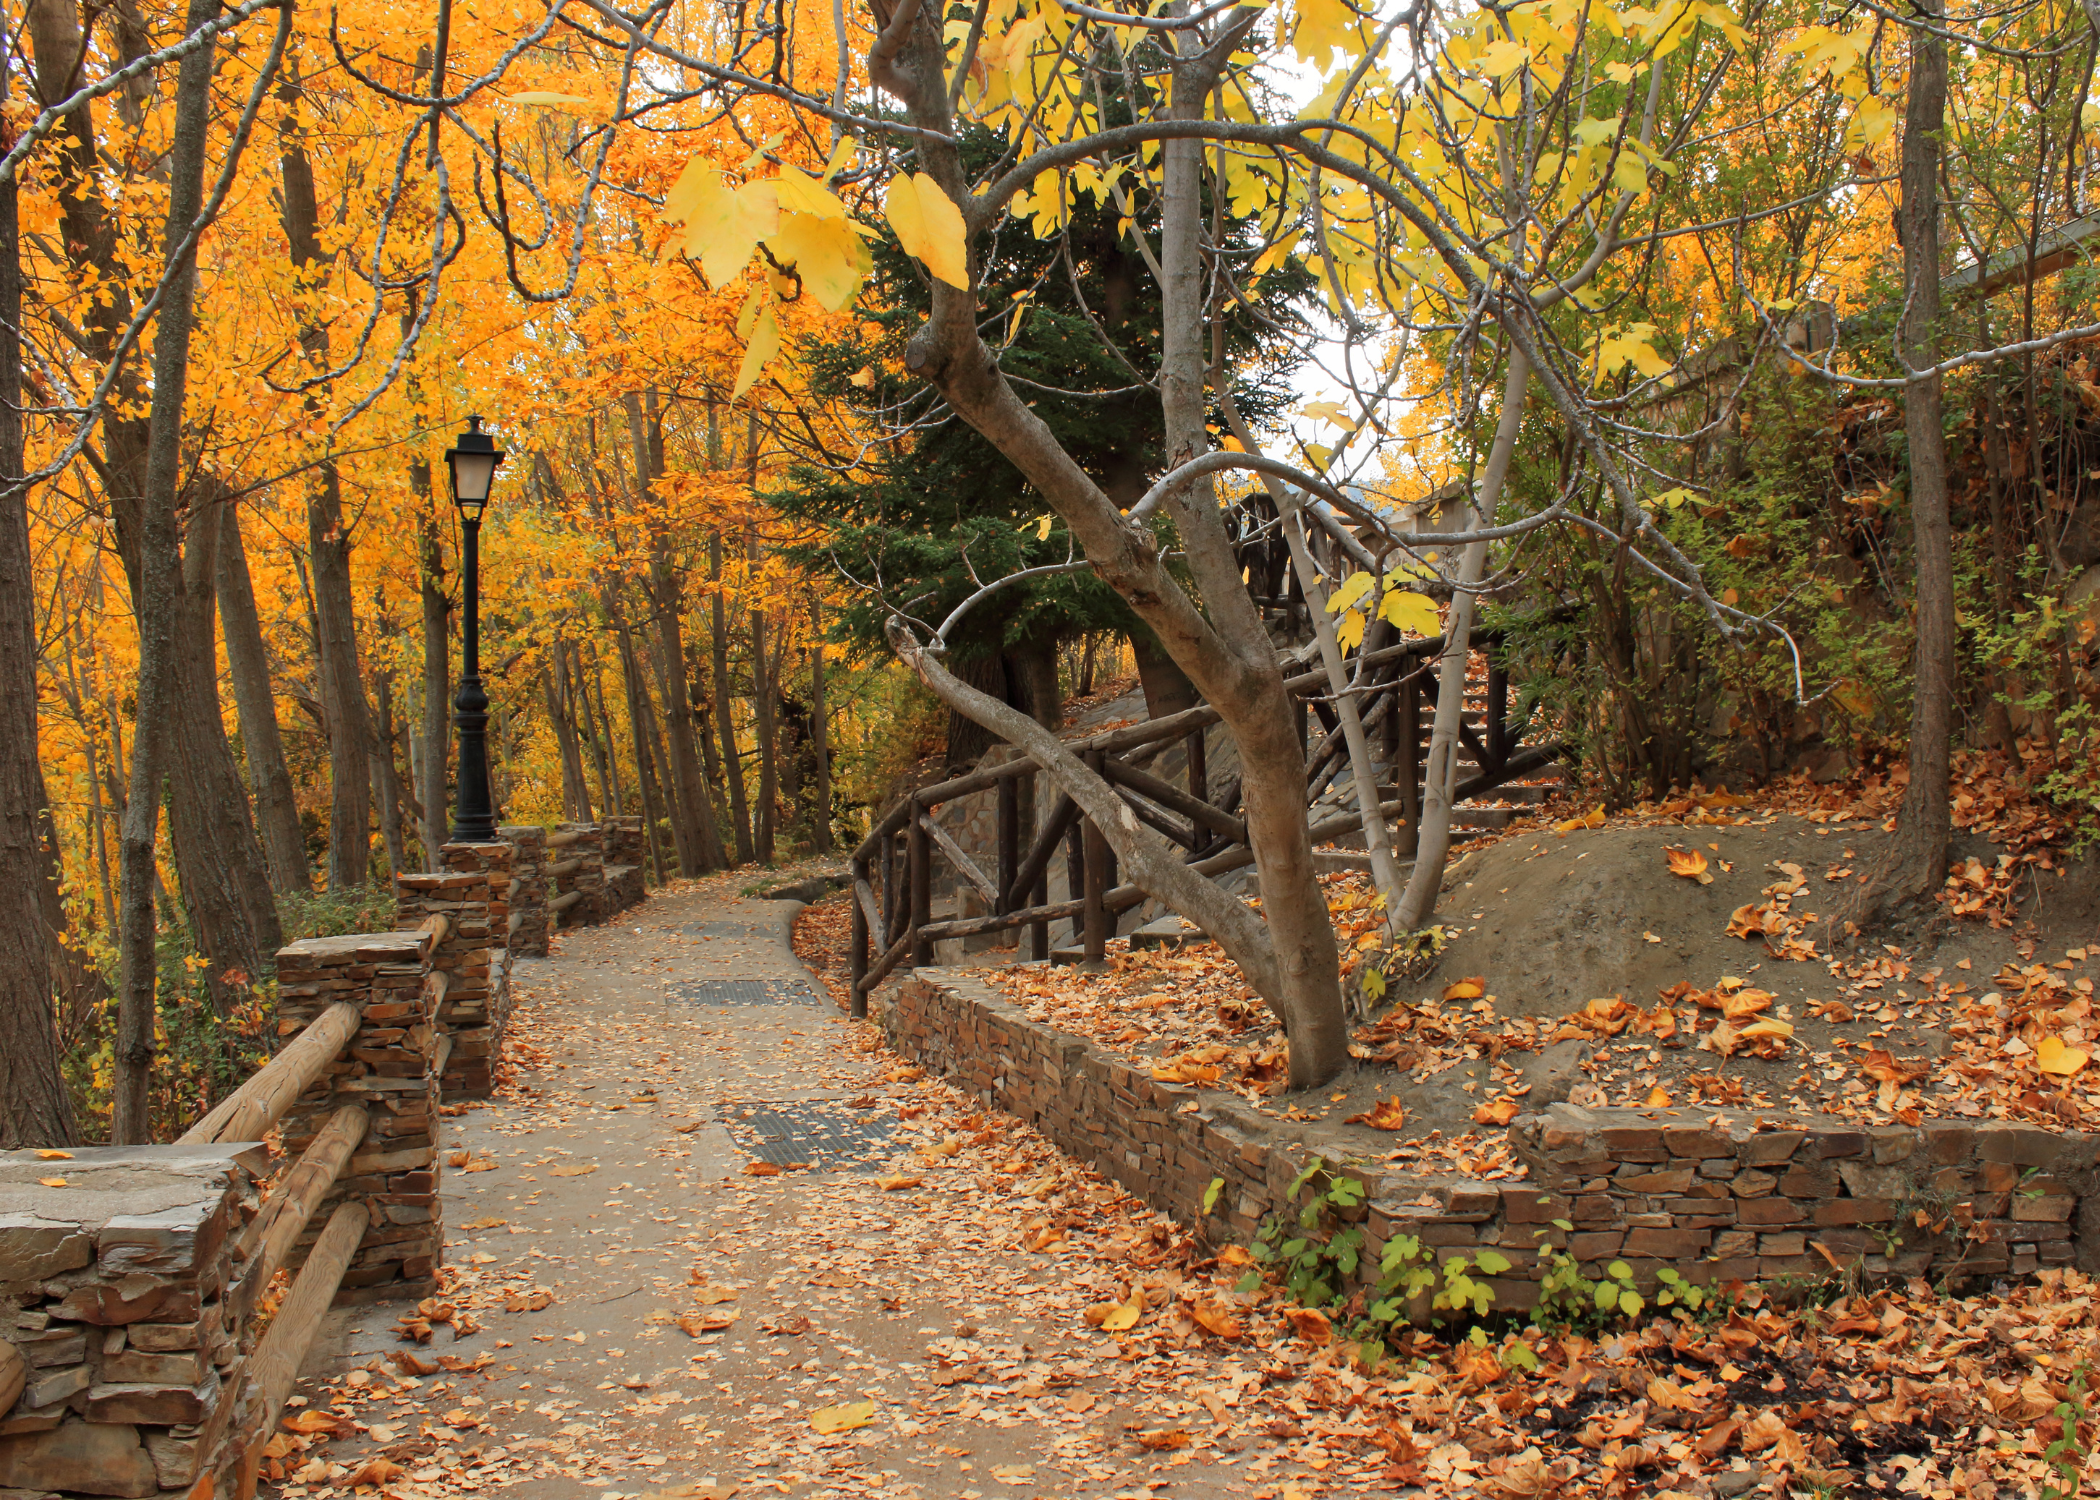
[112,0,224,1142]
[416,484,450,866]
[216,505,310,894]
[1844,8,1954,933]
[0,80,75,1146]
[1395,348,1531,931]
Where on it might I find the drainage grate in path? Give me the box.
[666,978,828,1008]
[725,1102,894,1170]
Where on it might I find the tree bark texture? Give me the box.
[112,0,224,1142]
[0,63,76,1146]
[709,531,755,863]
[216,506,309,895]
[809,599,832,852]
[416,483,450,868]
[1850,9,1956,929]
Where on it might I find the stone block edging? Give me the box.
[884,970,2100,1310]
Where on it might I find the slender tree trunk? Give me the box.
[578,642,617,815]
[113,0,224,1142]
[0,61,75,1145]
[1396,349,1531,931]
[750,587,778,863]
[416,480,450,865]
[709,532,755,862]
[281,61,371,889]
[369,664,409,882]
[614,617,672,884]
[216,505,309,894]
[544,645,593,821]
[1846,9,1954,930]
[809,598,832,853]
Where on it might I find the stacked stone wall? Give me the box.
[273,932,439,1302]
[396,842,514,1098]
[885,970,2100,1310]
[0,1146,266,1497]
[499,824,549,957]
[550,822,606,924]
[601,815,644,912]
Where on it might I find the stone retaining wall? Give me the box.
[551,823,605,925]
[396,843,515,1099]
[884,970,2100,1310]
[0,1146,267,1497]
[603,815,646,911]
[500,825,549,958]
[273,933,440,1303]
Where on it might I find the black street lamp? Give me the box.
[445,414,506,843]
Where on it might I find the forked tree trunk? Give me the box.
[0,78,75,1146]
[216,506,310,894]
[1844,7,1955,932]
[1395,349,1531,931]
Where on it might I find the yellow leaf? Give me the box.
[2039,1035,2090,1077]
[547,1164,596,1177]
[674,174,779,287]
[1645,1086,1672,1107]
[773,164,847,220]
[1334,608,1365,651]
[848,365,876,388]
[37,1177,66,1188]
[32,1150,71,1160]
[1378,589,1441,636]
[885,173,970,289]
[875,1174,923,1191]
[810,1400,877,1434]
[1086,1286,1144,1332]
[765,211,870,312]
[1476,38,1531,77]
[733,304,780,400]
[1325,570,1375,613]
[505,91,593,109]
[1036,514,1053,541]
[1443,978,1485,1000]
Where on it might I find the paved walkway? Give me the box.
[281,879,1276,1500]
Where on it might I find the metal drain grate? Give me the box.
[725,1102,894,1170]
[666,978,828,1007]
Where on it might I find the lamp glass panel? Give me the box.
[450,451,498,504]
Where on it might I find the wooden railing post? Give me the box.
[1063,818,1085,948]
[1397,670,1423,856]
[849,852,870,1017]
[908,799,933,967]
[1029,866,1050,961]
[996,774,1018,918]
[1185,729,1209,855]
[1081,754,1110,963]
[880,828,899,946]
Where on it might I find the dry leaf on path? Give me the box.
[502,1290,554,1312]
[1284,1306,1333,1346]
[32,1150,70,1160]
[1473,1097,1521,1126]
[1345,1097,1407,1130]
[1085,1286,1144,1332]
[687,1281,739,1304]
[460,1216,507,1229]
[809,1400,876,1434]
[676,1311,737,1336]
[548,1163,596,1177]
[2039,1035,2090,1077]
[875,1174,922,1191]
[743,1161,783,1177]
[1443,977,1485,1001]
[1137,1428,1192,1451]
[1187,1299,1243,1339]
[1665,847,1713,884]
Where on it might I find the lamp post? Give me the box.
[445,415,505,843]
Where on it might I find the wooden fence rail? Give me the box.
[845,631,1557,1017]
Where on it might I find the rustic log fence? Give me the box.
[1,816,651,1500]
[847,632,1559,1016]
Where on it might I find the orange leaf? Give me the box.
[1344,1097,1408,1130]
[1443,977,1485,1001]
[1665,847,1713,884]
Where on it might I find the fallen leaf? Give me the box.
[688,1282,740,1304]
[1283,1306,1333,1346]
[744,1161,783,1177]
[1187,1299,1243,1339]
[1644,1086,1672,1107]
[36,1177,65,1188]
[1443,977,1486,1001]
[2039,1034,2090,1077]
[1472,1097,1520,1126]
[990,1465,1037,1481]
[1345,1097,1408,1130]
[32,1150,71,1160]
[502,1290,554,1313]
[1086,1286,1145,1332]
[547,1164,596,1177]
[1860,1048,1930,1085]
[1136,1428,1192,1451]
[460,1216,507,1230]
[875,1174,922,1191]
[810,1400,876,1434]
[393,1349,440,1376]
[761,1313,813,1336]
[1665,847,1713,884]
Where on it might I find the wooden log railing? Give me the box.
[179,1000,364,1146]
[842,630,1558,1016]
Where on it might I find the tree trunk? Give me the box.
[416,481,450,866]
[544,646,593,822]
[709,532,755,863]
[113,0,224,1142]
[809,599,832,853]
[281,93,372,890]
[216,505,309,894]
[578,642,618,815]
[0,73,75,1146]
[750,584,778,863]
[614,614,672,884]
[369,664,409,883]
[1396,349,1531,931]
[1131,629,1196,721]
[1846,9,1954,932]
